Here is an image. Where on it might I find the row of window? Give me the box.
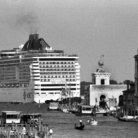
[39,61,75,64]
[40,72,76,74]
[39,65,75,68]
[0,73,16,76]
[35,92,61,95]
[0,83,29,88]
[19,69,30,72]
[40,75,76,78]
[0,67,16,71]
[40,79,76,82]
[40,69,75,71]
[0,59,33,65]
[0,77,16,80]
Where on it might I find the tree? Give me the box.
[110,79,118,84]
[123,80,134,85]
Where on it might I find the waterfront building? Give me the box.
[0,34,80,103]
[133,52,138,111]
[89,58,127,108]
[122,83,137,115]
[134,52,138,106]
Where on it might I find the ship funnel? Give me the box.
[22,34,51,51]
[29,34,39,40]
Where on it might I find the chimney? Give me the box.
[29,34,39,40]
[29,34,34,40]
[34,34,39,40]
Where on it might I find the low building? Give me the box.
[89,58,127,108]
[123,83,137,115]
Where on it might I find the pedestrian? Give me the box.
[79,120,83,126]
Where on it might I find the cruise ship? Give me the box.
[0,34,80,103]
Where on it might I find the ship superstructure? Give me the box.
[0,34,80,103]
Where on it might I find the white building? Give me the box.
[90,58,127,107]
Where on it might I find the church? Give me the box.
[89,58,127,108]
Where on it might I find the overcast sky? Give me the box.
[0,0,138,83]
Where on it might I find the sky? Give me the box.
[0,0,138,83]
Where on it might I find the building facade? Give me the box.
[89,58,127,108]
[133,52,138,108]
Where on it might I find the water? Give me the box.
[43,112,138,138]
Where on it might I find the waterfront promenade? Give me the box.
[0,103,137,138]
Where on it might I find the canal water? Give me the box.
[43,112,138,138]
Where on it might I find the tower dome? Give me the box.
[97,55,105,72]
[98,59,104,67]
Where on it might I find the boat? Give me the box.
[75,105,93,116]
[117,116,138,122]
[87,119,98,125]
[48,102,60,111]
[0,34,80,103]
[91,120,98,125]
[1,111,22,124]
[74,124,85,130]
[95,108,109,116]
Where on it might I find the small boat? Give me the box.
[117,116,138,122]
[91,120,98,125]
[87,119,98,125]
[75,105,93,116]
[74,124,85,130]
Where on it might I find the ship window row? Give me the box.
[39,61,75,64]
[0,60,19,64]
[40,75,76,78]
[19,62,31,66]
[41,79,76,82]
[32,65,39,67]
[0,65,29,70]
[19,72,30,75]
[0,71,16,74]
[40,69,75,71]
[19,69,30,72]
[19,76,30,79]
[19,66,30,69]
[0,77,16,80]
[39,58,77,61]
[41,84,76,86]
[0,76,16,78]
[40,72,76,74]
[0,67,16,70]
[0,83,29,88]
[41,88,76,91]
[21,59,34,62]
[0,73,16,76]
[39,65,75,68]
[1,75,16,79]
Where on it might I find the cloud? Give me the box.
[0,0,39,33]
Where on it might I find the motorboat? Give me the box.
[117,115,138,122]
[75,105,93,116]
[91,120,98,125]
[87,119,98,125]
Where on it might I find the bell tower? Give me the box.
[92,55,111,85]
